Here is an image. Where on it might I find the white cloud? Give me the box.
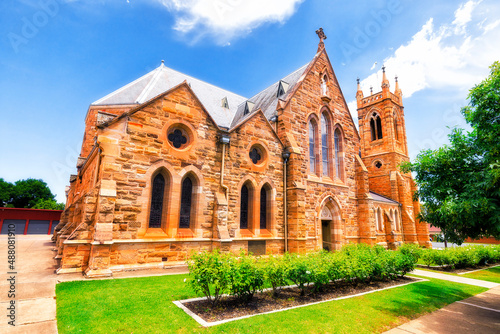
[355,0,500,103]
[452,0,481,34]
[155,0,304,44]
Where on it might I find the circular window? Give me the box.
[249,147,263,164]
[374,161,383,168]
[167,125,191,150]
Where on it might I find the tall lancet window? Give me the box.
[240,185,249,229]
[179,176,193,228]
[309,121,316,174]
[334,128,342,179]
[370,113,383,141]
[260,188,267,230]
[149,173,165,228]
[321,113,330,177]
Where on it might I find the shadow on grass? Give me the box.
[372,279,484,320]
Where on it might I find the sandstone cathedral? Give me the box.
[53,30,430,277]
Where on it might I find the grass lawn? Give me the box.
[461,265,500,283]
[416,264,500,283]
[56,275,486,334]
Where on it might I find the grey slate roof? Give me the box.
[369,191,400,205]
[230,63,310,128]
[92,62,247,128]
[92,60,312,130]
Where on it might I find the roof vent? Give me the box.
[244,101,255,115]
[221,97,229,109]
[277,80,289,97]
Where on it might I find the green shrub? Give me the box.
[228,251,264,303]
[398,243,421,263]
[187,249,232,306]
[262,255,288,297]
[307,252,331,293]
[284,253,311,296]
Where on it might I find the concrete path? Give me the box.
[0,235,188,334]
[411,269,499,288]
[384,269,500,334]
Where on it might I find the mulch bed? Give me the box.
[183,276,418,323]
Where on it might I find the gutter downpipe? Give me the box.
[282,149,291,253]
[219,132,230,196]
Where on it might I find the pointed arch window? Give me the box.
[321,113,330,177]
[240,185,249,229]
[370,113,383,141]
[334,128,342,179]
[309,121,317,174]
[149,173,165,228]
[179,176,193,229]
[393,111,399,141]
[260,187,267,230]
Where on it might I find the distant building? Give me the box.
[53,31,430,277]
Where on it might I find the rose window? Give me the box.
[168,129,188,149]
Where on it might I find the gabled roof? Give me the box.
[230,63,311,128]
[369,191,400,205]
[92,62,247,128]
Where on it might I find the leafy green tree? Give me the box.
[11,178,56,208]
[32,198,65,210]
[0,178,14,207]
[402,62,500,244]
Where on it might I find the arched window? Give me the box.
[334,128,342,179]
[370,113,383,141]
[393,111,399,141]
[321,113,330,177]
[240,184,249,229]
[149,173,165,228]
[374,208,379,230]
[260,187,267,229]
[309,120,317,174]
[378,208,384,231]
[395,209,400,231]
[179,176,193,228]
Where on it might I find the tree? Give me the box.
[0,178,14,207]
[2,178,55,208]
[32,198,65,210]
[402,62,500,244]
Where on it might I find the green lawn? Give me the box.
[461,265,500,283]
[415,264,500,283]
[56,274,487,334]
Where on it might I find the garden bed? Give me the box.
[176,276,422,326]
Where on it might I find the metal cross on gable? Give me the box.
[316,27,327,42]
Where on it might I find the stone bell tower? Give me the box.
[356,67,430,246]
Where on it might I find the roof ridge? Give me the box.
[135,66,165,104]
[248,62,310,101]
[162,64,248,100]
[92,67,157,105]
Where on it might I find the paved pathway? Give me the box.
[384,269,500,334]
[0,235,188,334]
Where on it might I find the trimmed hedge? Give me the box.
[419,245,500,269]
[187,244,418,306]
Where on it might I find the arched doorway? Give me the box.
[320,206,333,251]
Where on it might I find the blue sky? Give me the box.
[1,0,499,203]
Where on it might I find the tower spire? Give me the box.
[356,77,364,108]
[394,75,402,98]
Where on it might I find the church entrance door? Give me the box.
[322,220,332,251]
